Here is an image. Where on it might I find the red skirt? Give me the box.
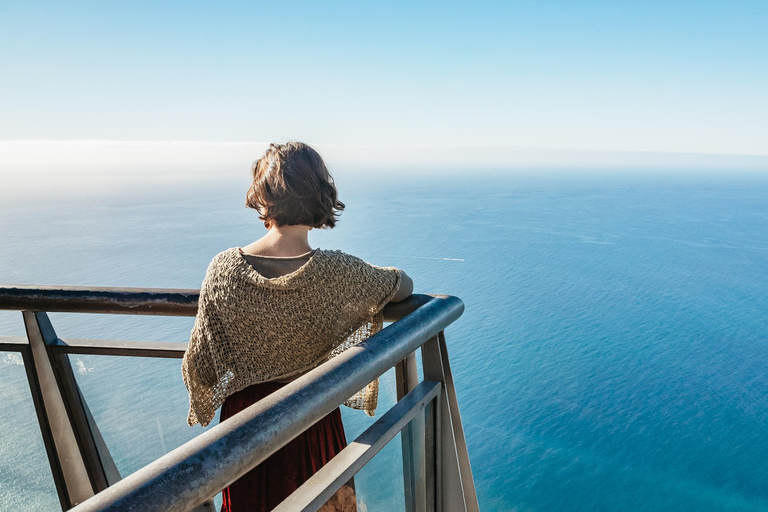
[219,381,356,512]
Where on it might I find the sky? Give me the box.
[1,0,767,185]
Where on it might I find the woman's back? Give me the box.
[182,246,403,426]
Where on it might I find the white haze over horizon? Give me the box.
[2,140,768,203]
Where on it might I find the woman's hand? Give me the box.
[389,271,414,302]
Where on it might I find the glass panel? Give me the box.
[348,431,407,512]
[68,354,202,478]
[341,366,400,441]
[68,353,224,508]
[308,430,409,512]
[399,396,431,512]
[48,312,196,346]
[0,311,25,337]
[0,351,60,510]
[334,366,425,512]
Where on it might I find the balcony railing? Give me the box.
[0,285,478,512]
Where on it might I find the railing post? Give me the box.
[22,311,121,509]
[437,331,479,512]
[421,332,479,512]
[23,311,95,509]
[397,352,426,512]
[424,390,439,512]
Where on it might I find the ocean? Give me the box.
[1,170,767,511]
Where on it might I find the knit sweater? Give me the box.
[182,247,402,427]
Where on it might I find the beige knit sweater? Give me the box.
[182,247,402,427]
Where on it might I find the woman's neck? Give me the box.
[242,224,313,257]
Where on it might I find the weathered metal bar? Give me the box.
[424,393,437,512]
[23,311,95,509]
[434,382,443,512]
[438,331,479,512]
[273,380,441,512]
[0,285,200,316]
[68,295,464,512]
[395,352,419,512]
[20,345,71,508]
[0,285,430,322]
[382,294,433,322]
[0,334,27,351]
[395,352,428,512]
[49,338,188,359]
[422,335,466,512]
[395,352,419,403]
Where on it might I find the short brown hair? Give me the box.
[245,141,345,228]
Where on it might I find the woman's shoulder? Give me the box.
[198,248,241,287]
[315,249,374,268]
[317,248,356,260]
[317,249,402,305]
[204,248,237,272]
[317,249,400,278]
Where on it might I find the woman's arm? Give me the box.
[389,270,414,302]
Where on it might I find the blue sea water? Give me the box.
[1,170,767,511]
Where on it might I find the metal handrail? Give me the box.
[68,295,463,512]
[0,286,478,512]
[0,284,434,321]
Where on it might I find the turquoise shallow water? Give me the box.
[1,171,767,511]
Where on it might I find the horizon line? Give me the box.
[2,139,768,159]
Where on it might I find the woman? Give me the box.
[181,141,414,512]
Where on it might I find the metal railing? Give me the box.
[0,285,478,512]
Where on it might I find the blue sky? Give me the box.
[0,0,767,156]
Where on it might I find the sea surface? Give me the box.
[1,170,767,511]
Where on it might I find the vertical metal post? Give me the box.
[396,351,426,512]
[437,331,479,512]
[434,384,443,512]
[395,352,419,398]
[20,345,71,509]
[22,311,122,509]
[422,332,478,512]
[23,311,95,509]
[423,391,439,512]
